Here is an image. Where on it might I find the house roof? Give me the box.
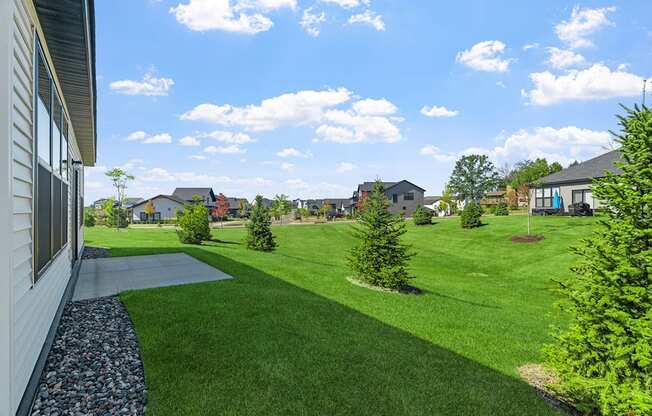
[357,180,426,193]
[224,197,248,208]
[35,0,97,166]
[538,150,623,185]
[129,194,186,209]
[423,196,442,205]
[123,197,144,207]
[172,187,216,202]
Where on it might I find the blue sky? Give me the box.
[86,0,652,202]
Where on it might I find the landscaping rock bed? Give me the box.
[31,297,146,416]
[346,276,423,295]
[82,246,110,259]
[518,364,583,416]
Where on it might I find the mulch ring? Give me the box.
[518,364,583,416]
[346,276,423,295]
[511,234,545,243]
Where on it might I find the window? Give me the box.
[535,187,560,208]
[392,194,398,203]
[404,192,414,201]
[572,189,593,207]
[34,40,70,281]
[140,212,147,222]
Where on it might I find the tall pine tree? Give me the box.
[246,195,276,251]
[545,106,652,415]
[348,180,413,289]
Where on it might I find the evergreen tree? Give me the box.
[460,202,483,228]
[177,196,211,244]
[412,205,434,225]
[348,180,413,289]
[246,195,277,251]
[545,106,652,415]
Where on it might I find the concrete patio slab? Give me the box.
[73,253,232,300]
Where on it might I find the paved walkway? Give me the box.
[73,253,232,300]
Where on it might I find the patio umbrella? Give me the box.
[553,190,560,209]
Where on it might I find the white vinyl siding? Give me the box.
[6,0,85,411]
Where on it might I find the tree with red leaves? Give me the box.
[212,193,230,227]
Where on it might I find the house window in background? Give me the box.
[404,192,414,201]
[572,189,593,208]
[535,187,560,208]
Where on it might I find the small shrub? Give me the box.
[245,195,276,251]
[494,202,509,216]
[84,209,96,227]
[105,206,128,228]
[412,205,433,225]
[460,202,483,228]
[176,200,211,244]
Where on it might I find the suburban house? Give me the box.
[530,149,623,214]
[480,190,506,208]
[295,198,355,215]
[353,180,426,217]
[92,196,142,210]
[225,197,248,217]
[253,197,274,209]
[172,187,216,209]
[129,194,186,222]
[1,1,96,414]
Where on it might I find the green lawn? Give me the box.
[85,215,596,415]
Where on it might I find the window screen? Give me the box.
[62,183,68,246]
[52,96,62,176]
[36,50,51,165]
[36,165,52,274]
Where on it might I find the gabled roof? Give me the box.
[423,196,442,205]
[224,197,248,208]
[129,194,186,209]
[538,150,623,185]
[172,187,216,202]
[357,180,426,193]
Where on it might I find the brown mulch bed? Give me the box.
[518,364,583,416]
[346,276,423,295]
[511,234,545,243]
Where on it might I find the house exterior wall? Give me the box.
[2,1,87,413]
[131,197,184,222]
[385,182,424,217]
[529,180,600,213]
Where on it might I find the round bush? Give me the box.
[460,202,483,228]
[494,202,509,216]
[412,205,434,225]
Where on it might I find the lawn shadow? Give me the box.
[118,246,560,416]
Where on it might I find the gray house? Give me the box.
[530,150,623,214]
[172,187,216,209]
[129,194,186,222]
[353,180,426,217]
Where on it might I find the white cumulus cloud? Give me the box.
[179,136,201,146]
[348,10,385,31]
[180,88,352,131]
[545,47,585,69]
[462,126,612,166]
[126,131,172,144]
[170,0,295,34]
[419,145,456,162]
[277,147,312,158]
[300,7,326,37]
[523,64,645,106]
[335,162,357,173]
[110,72,174,96]
[204,144,246,154]
[420,105,459,118]
[555,6,615,49]
[456,40,512,72]
[321,0,369,8]
[352,98,397,115]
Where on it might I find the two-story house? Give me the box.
[353,180,426,217]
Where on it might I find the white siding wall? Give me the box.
[131,196,184,221]
[1,1,16,414]
[7,0,86,411]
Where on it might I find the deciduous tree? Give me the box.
[213,193,230,227]
[448,154,500,203]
